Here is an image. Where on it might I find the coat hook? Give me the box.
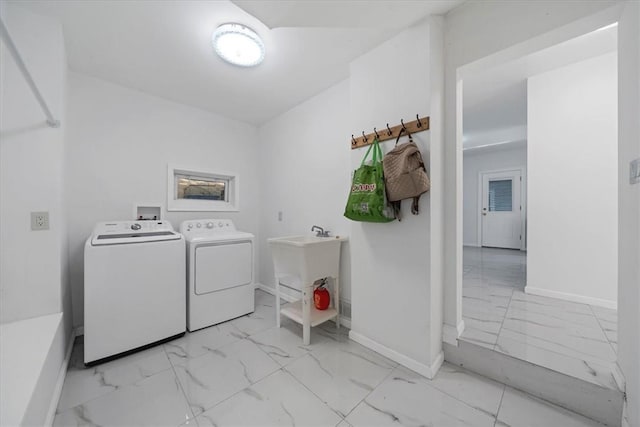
[374,127,380,139]
[362,131,368,142]
[386,123,392,136]
[401,119,407,131]
[351,134,356,145]
[416,114,422,128]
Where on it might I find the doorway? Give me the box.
[458,22,620,392]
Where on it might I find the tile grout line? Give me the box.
[179,291,332,422]
[493,384,507,427]
[283,363,351,421]
[327,361,399,421]
[587,304,618,357]
[406,366,507,421]
[194,367,288,421]
[492,285,516,352]
[161,343,199,423]
[55,343,177,417]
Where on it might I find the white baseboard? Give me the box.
[463,242,480,248]
[525,286,617,310]
[255,283,297,303]
[44,326,76,426]
[349,330,444,379]
[256,283,352,329]
[442,320,465,346]
[330,317,352,330]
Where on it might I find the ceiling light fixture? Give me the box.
[212,23,265,67]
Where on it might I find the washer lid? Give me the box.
[91,221,182,246]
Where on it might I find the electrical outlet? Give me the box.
[31,211,49,231]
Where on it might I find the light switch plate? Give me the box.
[31,211,49,230]
[631,158,640,185]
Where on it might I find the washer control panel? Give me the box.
[180,219,236,235]
[96,220,175,235]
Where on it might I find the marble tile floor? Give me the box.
[54,290,603,426]
[461,246,620,391]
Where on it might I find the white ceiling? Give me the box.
[233,1,461,29]
[14,0,462,125]
[463,23,617,149]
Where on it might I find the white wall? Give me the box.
[617,2,640,425]
[527,52,617,308]
[348,17,445,377]
[66,72,260,327]
[257,80,352,310]
[0,3,68,325]
[463,144,527,247]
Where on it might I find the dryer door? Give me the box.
[195,241,253,294]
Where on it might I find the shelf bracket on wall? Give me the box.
[0,17,60,128]
[351,115,429,149]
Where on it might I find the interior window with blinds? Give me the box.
[175,173,228,202]
[488,179,512,211]
[167,165,238,211]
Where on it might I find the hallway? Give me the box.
[461,247,619,391]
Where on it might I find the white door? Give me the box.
[481,170,522,249]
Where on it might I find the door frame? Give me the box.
[477,167,527,251]
[445,5,623,349]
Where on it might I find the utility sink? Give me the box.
[268,234,348,345]
[268,235,346,287]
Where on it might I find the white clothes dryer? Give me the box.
[180,219,255,331]
[84,220,186,365]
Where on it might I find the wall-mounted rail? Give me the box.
[351,115,429,149]
[0,17,60,128]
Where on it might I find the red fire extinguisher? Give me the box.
[314,278,330,310]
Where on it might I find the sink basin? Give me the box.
[269,235,347,247]
[268,235,347,288]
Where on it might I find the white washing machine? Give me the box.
[84,220,185,364]
[180,219,255,331]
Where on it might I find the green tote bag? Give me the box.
[344,138,396,223]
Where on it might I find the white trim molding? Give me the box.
[256,283,297,303]
[44,325,77,427]
[349,330,444,379]
[442,320,466,346]
[525,285,617,310]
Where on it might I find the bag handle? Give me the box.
[395,127,414,146]
[360,137,383,166]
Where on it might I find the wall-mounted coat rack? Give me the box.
[351,115,429,149]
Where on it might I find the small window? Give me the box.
[168,165,238,211]
[488,179,512,212]
[175,173,228,202]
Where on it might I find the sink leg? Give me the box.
[302,285,311,345]
[334,276,340,329]
[275,277,281,328]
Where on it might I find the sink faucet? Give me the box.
[311,225,330,237]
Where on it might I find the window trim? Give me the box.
[167,165,239,212]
